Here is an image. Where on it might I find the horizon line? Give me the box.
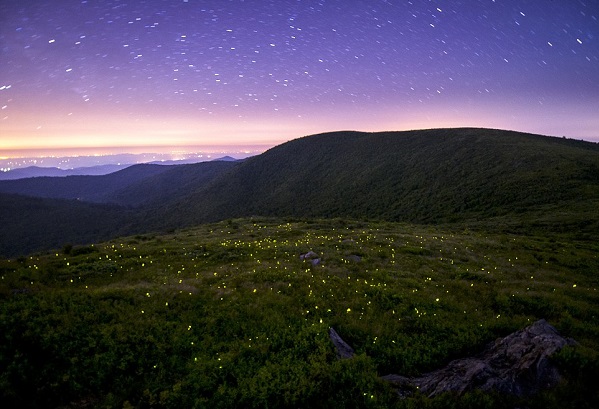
[2,127,597,159]
[0,143,275,159]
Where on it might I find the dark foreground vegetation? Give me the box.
[1,218,598,408]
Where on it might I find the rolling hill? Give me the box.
[149,128,599,234]
[103,160,238,207]
[0,161,238,256]
[1,128,598,257]
[0,160,238,207]
[0,164,172,203]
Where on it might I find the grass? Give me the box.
[1,217,598,408]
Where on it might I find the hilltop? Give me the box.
[150,128,599,233]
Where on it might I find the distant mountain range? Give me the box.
[0,164,171,202]
[1,128,598,256]
[0,156,238,180]
[0,161,237,206]
[0,164,131,180]
[147,155,239,166]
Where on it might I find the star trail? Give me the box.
[1,0,597,155]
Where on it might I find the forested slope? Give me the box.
[152,128,599,234]
[0,194,135,256]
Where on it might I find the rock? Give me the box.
[346,254,362,262]
[329,327,355,359]
[383,319,575,398]
[300,251,319,261]
[378,375,415,398]
[311,258,321,266]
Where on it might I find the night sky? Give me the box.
[1,0,598,156]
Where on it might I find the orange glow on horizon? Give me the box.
[2,98,597,159]
[0,144,273,159]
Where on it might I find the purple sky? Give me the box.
[1,0,598,156]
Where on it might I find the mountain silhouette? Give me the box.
[0,161,236,206]
[148,128,599,231]
[1,128,598,256]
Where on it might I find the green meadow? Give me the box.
[1,218,598,408]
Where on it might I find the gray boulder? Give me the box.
[329,327,356,359]
[300,251,319,261]
[345,254,362,263]
[382,319,575,397]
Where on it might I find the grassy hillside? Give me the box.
[155,129,599,235]
[1,218,597,408]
